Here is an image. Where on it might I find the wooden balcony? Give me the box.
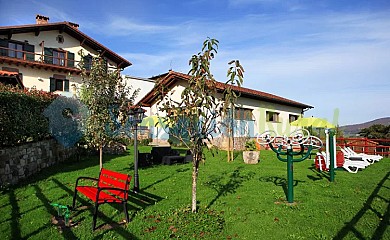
[0,46,85,75]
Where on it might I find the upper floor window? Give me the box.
[266,111,280,122]
[8,42,23,59]
[44,47,75,67]
[53,50,65,66]
[289,114,299,123]
[83,54,93,71]
[0,39,35,61]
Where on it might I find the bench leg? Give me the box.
[92,202,99,230]
[123,202,129,223]
[72,189,78,209]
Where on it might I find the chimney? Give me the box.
[36,14,49,24]
[68,21,79,29]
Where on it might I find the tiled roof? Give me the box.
[0,70,24,88]
[0,22,131,68]
[138,70,313,109]
[0,70,19,77]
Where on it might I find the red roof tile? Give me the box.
[0,70,19,76]
[139,70,313,109]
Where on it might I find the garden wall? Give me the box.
[0,139,77,186]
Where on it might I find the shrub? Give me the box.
[245,139,258,151]
[0,84,57,146]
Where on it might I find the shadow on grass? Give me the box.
[334,171,390,240]
[205,167,255,208]
[9,189,21,240]
[306,165,330,181]
[259,176,305,198]
[141,167,190,192]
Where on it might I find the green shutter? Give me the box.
[0,38,8,56]
[44,47,53,64]
[50,77,56,92]
[64,79,69,92]
[24,44,35,61]
[67,52,74,67]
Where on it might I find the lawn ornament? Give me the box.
[50,203,70,226]
[257,129,322,203]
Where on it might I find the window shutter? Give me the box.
[67,52,74,67]
[24,44,35,61]
[0,38,8,56]
[44,47,53,64]
[50,77,56,92]
[64,79,69,92]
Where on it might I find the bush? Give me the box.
[140,138,152,146]
[0,84,57,146]
[245,139,258,151]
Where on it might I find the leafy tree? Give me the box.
[79,52,138,169]
[359,124,390,140]
[158,38,244,212]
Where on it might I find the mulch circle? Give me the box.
[274,198,299,206]
[51,215,79,232]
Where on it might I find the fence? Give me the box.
[336,137,390,157]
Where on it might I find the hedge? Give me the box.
[0,84,57,147]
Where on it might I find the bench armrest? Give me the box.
[96,187,128,201]
[75,176,99,187]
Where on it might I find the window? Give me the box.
[53,50,65,66]
[8,42,23,59]
[83,54,93,70]
[289,114,299,123]
[56,35,64,44]
[234,108,253,121]
[44,47,74,67]
[50,75,69,92]
[266,111,280,122]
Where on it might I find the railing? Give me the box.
[0,46,85,69]
[337,137,390,157]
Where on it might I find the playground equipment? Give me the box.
[257,129,322,203]
[51,203,70,226]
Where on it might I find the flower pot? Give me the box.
[243,151,259,164]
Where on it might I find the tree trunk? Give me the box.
[99,146,103,170]
[191,152,200,213]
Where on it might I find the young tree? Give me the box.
[158,38,244,212]
[79,53,138,169]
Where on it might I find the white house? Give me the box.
[0,15,132,96]
[138,70,313,149]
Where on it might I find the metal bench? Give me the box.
[72,168,132,230]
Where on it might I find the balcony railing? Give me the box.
[0,46,91,70]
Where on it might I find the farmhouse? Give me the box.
[0,15,131,96]
[138,70,313,149]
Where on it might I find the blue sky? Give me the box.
[1,0,389,126]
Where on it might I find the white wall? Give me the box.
[146,79,306,140]
[1,30,120,96]
[124,76,155,105]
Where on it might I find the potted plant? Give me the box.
[243,139,260,164]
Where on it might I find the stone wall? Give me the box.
[0,139,77,186]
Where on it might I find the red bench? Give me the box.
[72,168,132,230]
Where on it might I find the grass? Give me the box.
[0,146,389,239]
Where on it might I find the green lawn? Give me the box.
[0,147,389,239]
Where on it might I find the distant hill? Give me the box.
[340,117,390,136]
